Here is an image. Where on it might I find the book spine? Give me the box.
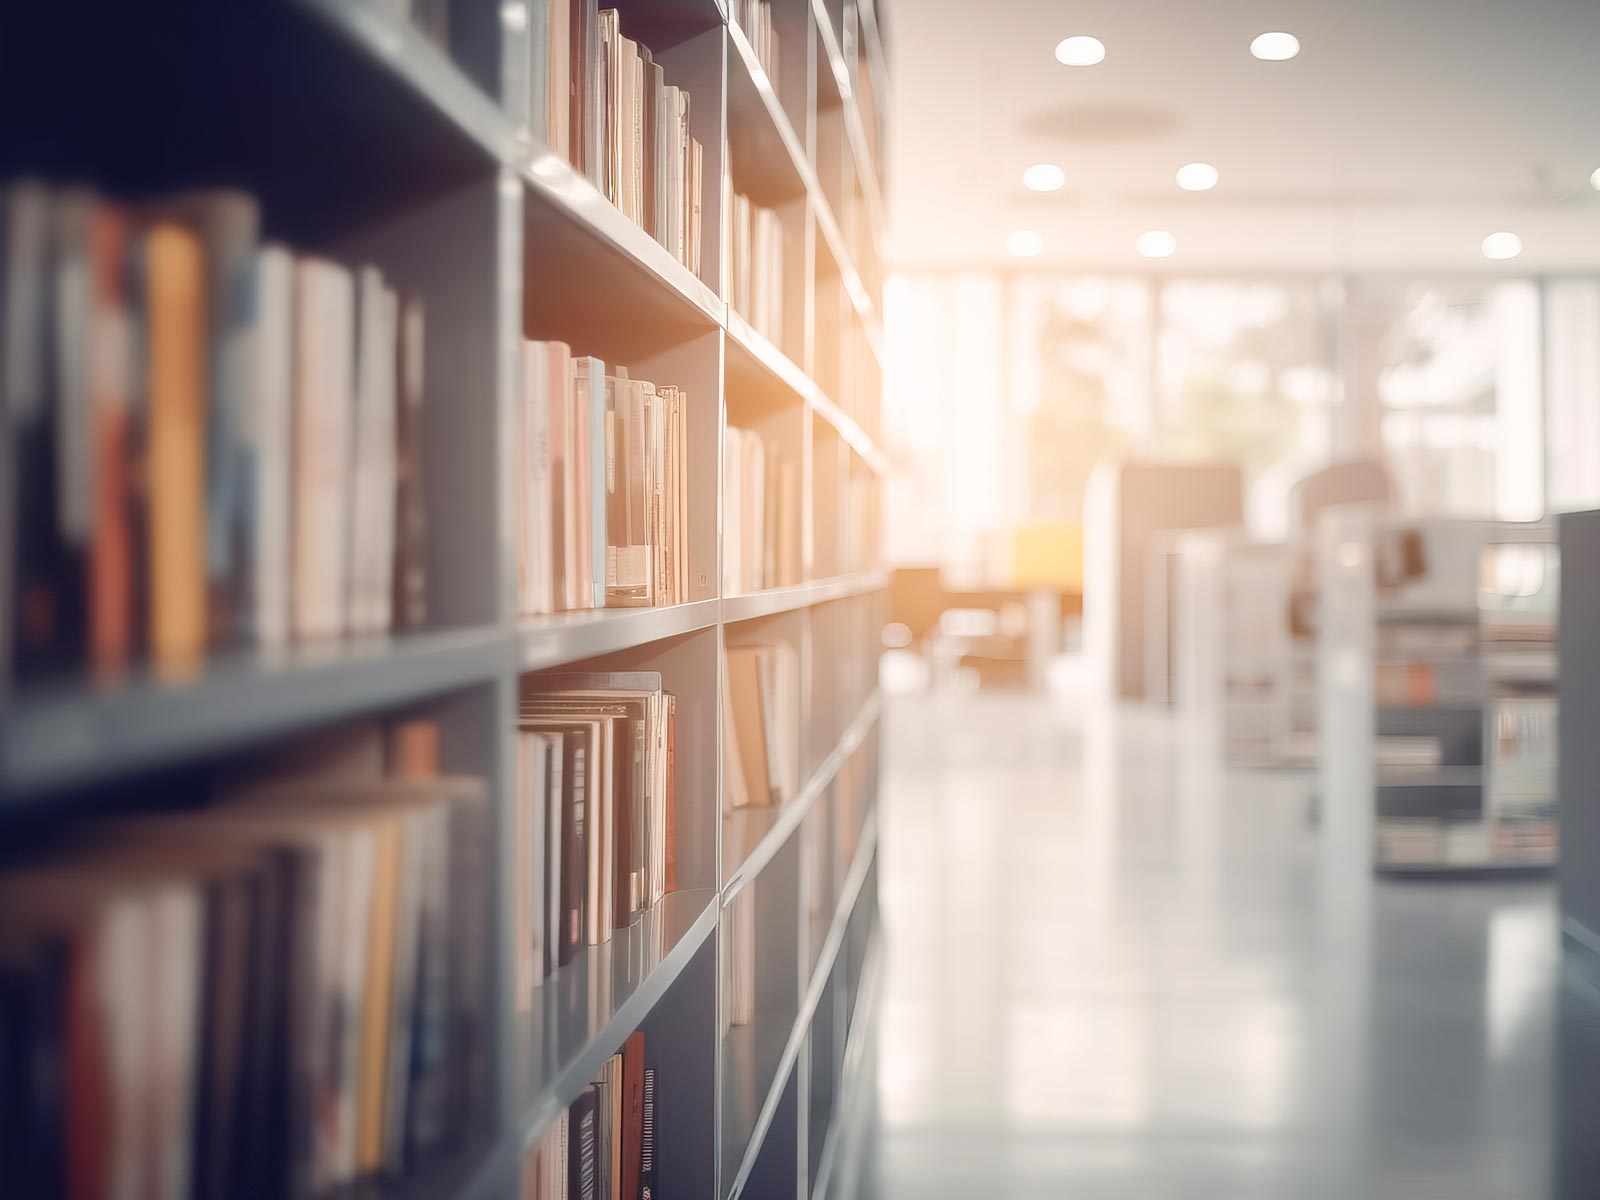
[292,259,354,643]
[252,246,293,648]
[393,294,428,631]
[146,222,208,677]
[580,356,608,609]
[87,203,133,680]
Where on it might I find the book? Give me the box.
[522,1036,652,1200]
[6,182,434,689]
[86,201,134,679]
[164,189,260,650]
[731,0,778,82]
[562,8,702,270]
[0,728,489,1195]
[250,245,294,648]
[523,342,689,612]
[291,257,354,643]
[723,641,799,812]
[722,426,799,595]
[393,294,429,631]
[520,339,557,616]
[146,219,209,677]
[620,1032,645,1200]
[517,672,675,974]
[350,267,399,636]
[545,0,572,162]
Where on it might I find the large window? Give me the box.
[1354,278,1542,520]
[884,271,1557,585]
[1155,280,1338,536]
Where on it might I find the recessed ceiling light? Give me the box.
[1250,31,1300,61]
[1136,230,1177,258]
[1591,167,1600,191]
[1055,36,1105,67]
[1023,163,1067,192]
[1007,230,1045,258]
[1176,162,1219,191]
[1481,231,1522,260]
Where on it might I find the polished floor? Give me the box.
[866,688,1600,1200]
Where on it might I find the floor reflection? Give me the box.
[868,689,1589,1199]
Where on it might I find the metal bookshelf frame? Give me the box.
[0,0,891,1196]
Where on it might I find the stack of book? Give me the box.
[521,1031,656,1200]
[730,0,778,82]
[518,342,690,615]
[0,718,489,1196]
[721,427,799,596]
[2,181,430,688]
[541,3,705,273]
[728,193,783,345]
[722,641,800,812]
[515,672,677,997]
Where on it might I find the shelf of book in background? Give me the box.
[0,712,499,1197]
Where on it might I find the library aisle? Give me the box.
[869,687,1562,1199]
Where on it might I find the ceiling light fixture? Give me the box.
[1176,162,1219,191]
[1136,230,1177,258]
[1481,231,1522,260]
[1055,36,1105,67]
[1250,32,1300,61]
[1023,163,1067,192]
[1007,229,1045,258]
[1591,167,1600,190]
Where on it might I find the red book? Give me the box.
[620,1032,646,1200]
[88,202,133,680]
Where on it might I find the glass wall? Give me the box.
[1347,277,1542,521]
[885,271,1564,585]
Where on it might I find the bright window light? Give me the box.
[1250,32,1300,61]
[1055,36,1105,66]
[1590,167,1600,190]
[1136,230,1177,258]
[1176,162,1219,191]
[1023,163,1067,192]
[1481,232,1523,260]
[1007,230,1045,257]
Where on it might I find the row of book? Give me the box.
[730,0,779,83]
[729,192,784,346]
[1374,659,1480,707]
[2,181,429,689]
[542,2,705,273]
[722,427,800,596]
[514,672,677,998]
[0,718,488,1198]
[521,1031,655,1200]
[518,342,691,615]
[723,641,800,813]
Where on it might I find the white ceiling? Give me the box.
[880,0,1600,272]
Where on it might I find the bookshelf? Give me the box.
[1317,511,1558,876]
[0,0,890,1198]
[1560,510,1600,968]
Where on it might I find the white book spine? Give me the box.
[253,246,294,647]
[292,258,354,641]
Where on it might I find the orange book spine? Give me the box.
[146,223,207,677]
